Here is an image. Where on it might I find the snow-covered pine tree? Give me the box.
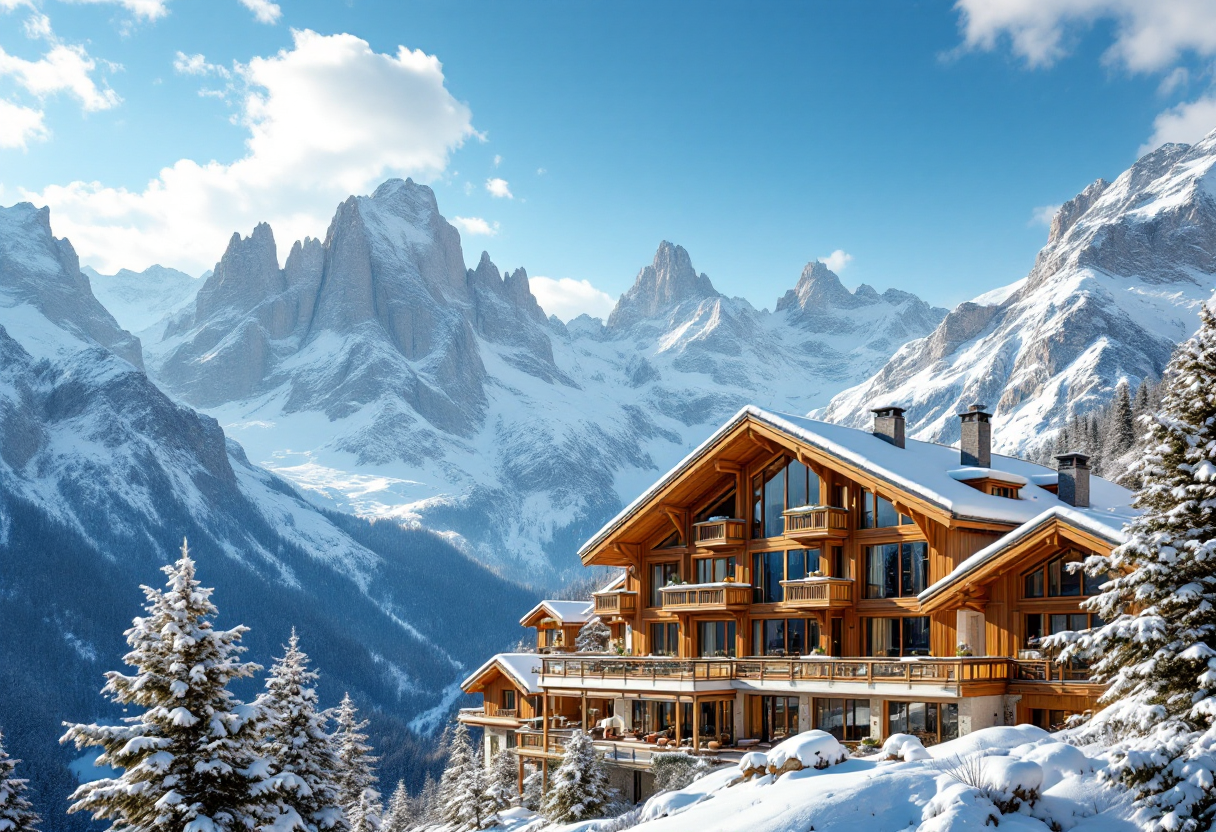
[1103,380,1136,465]
[486,749,518,814]
[332,695,382,830]
[520,765,543,812]
[61,540,272,832]
[436,720,494,830]
[1051,303,1216,832]
[575,619,611,653]
[259,630,347,832]
[0,730,40,832]
[416,773,440,826]
[539,730,614,824]
[380,781,413,832]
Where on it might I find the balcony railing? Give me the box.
[782,505,849,540]
[780,577,853,609]
[660,582,752,611]
[539,655,1016,692]
[693,518,747,549]
[1012,659,1095,684]
[593,590,638,617]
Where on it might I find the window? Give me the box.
[501,689,516,711]
[543,628,561,647]
[650,622,679,656]
[755,695,800,742]
[1023,550,1107,599]
[864,541,929,598]
[815,698,871,742]
[751,457,821,539]
[860,492,915,529]
[655,530,682,549]
[695,555,736,584]
[864,616,930,657]
[754,549,821,603]
[697,620,736,657]
[888,702,959,745]
[831,546,846,579]
[650,562,679,607]
[991,485,1017,499]
[752,618,818,656]
[831,484,848,509]
[1024,612,1101,647]
[696,489,737,523]
[1029,709,1078,731]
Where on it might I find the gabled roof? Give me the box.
[917,507,1130,612]
[578,405,1135,560]
[519,599,594,628]
[460,652,542,695]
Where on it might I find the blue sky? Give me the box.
[1,1,1215,320]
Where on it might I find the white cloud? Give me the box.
[529,276,615,322]
[173,51,231,78]
[818,249,853,272]
[953,0,1216,71]
[238,0,281,24]
[1158,66,1189,95]
[0,98,48,148]
[24,30,475,273]
[0,43,120,111]
[23,12,52,40]
[485,176,512,198]
[60,0,170,21]
[536,167,546,175]
[492,153,502,167]
[453,215,499,236]
[1140,94,1216,152]
[1030,203,1061,226]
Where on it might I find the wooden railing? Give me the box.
[593,590,638,617]
[783,506,849,539]
[660,583,752,610]
[1012,659,1094,684]
[693,518,747,549]
[780,577,853,608]
[486,706,518,718]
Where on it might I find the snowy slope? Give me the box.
[140,181,946,586]
[0,202,538,828]
[83,263,201,338]
[817,130,1216,453]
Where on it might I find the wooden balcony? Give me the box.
[780,577,853,609]
[593,590,638,618]
[693,518,747,550]
[659,582,752,612]
[457,705,522,726]
[1011,659,1094,684]
[782,505,849,542]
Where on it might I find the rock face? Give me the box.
[0,202,538,829]
[83,263,201,337]
[817,130,1216,451]
[142,183,945,586]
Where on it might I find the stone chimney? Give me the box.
[871,406,906,449]
[1054,452,1091,508]
[959,404,992,468]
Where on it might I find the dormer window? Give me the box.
[990,485,1018,499]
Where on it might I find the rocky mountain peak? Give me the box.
[194,222,283,322]
[1048,179,1109,245]
[606,241,720,330]
[777,261,874,312]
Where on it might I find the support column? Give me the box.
[674,696,682,746]
[517,756,524,794]
[581,692,588,731]
[692,696,701,752]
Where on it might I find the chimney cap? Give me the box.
[1054,451,1091,467]
[871,405,907,417]
[958,403,991,419]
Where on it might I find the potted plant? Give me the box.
[955,643,974,657]
[859,737,880,752]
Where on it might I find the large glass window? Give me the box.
[650,562,679,607]
[695,556,736,584]
[1023,550,1108,599]
[864,616,930,657]
[865,542,928,598]
[786,548,821,581]
[697,620,736,658]
[650,622,679,656]
[697,490,737,523]
[815,698,871,742]
[753,550,786,604]
[752,457,822,539]
[755,695,800,743]
[860,491,914,529]
[752,618,817,656]
[888,702,959,745]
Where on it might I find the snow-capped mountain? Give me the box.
[0,202,537,827]
[82,263,202,337]
[817,130,1216,452]
[142,179,946,586]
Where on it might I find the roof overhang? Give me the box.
[460,654,540,695]
[519,600,592,629]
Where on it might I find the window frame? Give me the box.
[864,540,929,599]
[863,615,931,657]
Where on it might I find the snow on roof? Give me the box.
[947,467,1029,486]
[918,506,1131,607]
[578,405,1135,558]
[460,652,542,695]
[598,572,627,593]
[519,599,594,627]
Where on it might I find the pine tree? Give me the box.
[485,749,518,815]
[62,540,272,832]
[332,695,382,831]
[436,720,494,830]
[1103,379,1136,464]
[520,765,543,813]
[1051,304,1216,832]
[259,630,347,832]
[0,730,40,832]
[380,781,413,832]
[575,619,611,653]
[416,773,439,826]
[539,730,614,824]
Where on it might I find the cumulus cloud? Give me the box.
[0,42,120,111]
[485,177,512,198]
[0,98,48,148]
[529,276,615,322]
[173,51,231,78]
[238,0,281,24]
[453,215,499,236]
[1030,203,1061,226]
[818,249,853,272]
[953,0,1216,71]
[23,30,475,273]
[1141,94,1216,152]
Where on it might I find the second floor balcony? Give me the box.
[780,576,853,609]
[692,518,747,550]
[593,589,638,618]
[782,505,849,542]
[659,581,752,612]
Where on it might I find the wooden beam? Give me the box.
[746,428,777,455]
[660,505,686,538]
[714,461,742,473]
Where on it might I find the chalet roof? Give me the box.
[519,599,594,628]
[917,506,1131,609]
[578,405,1135,559]
[460,652,542,695]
